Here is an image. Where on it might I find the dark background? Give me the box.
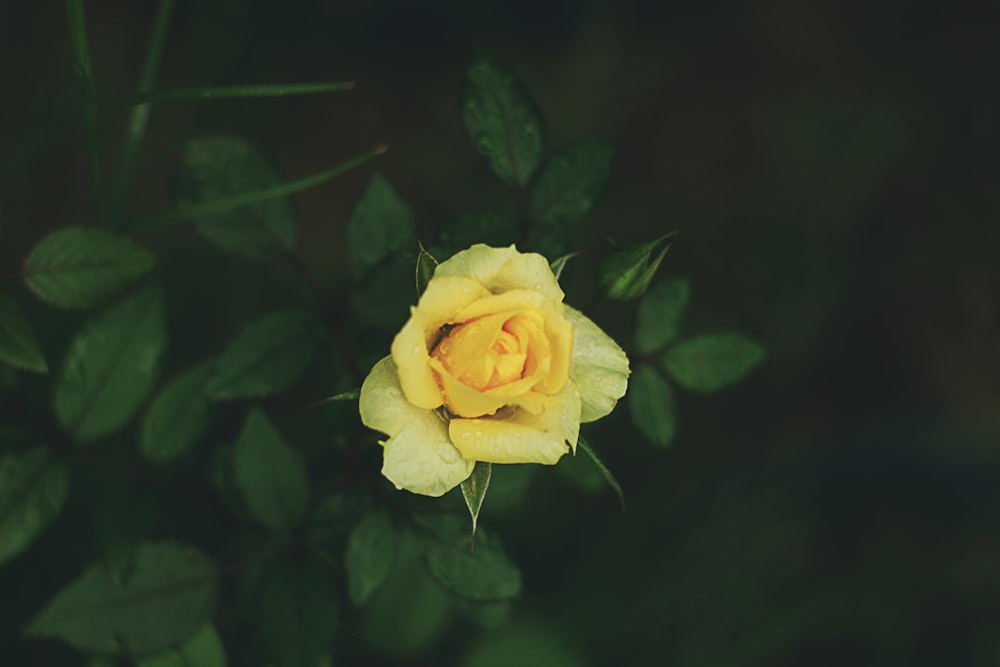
[2,1,999,665]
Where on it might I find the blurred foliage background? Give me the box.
[2,0,999,665]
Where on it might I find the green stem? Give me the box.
[126,81,355,106]
[126,144,387,231]
[65,0,103,218]
[109,0,174,229]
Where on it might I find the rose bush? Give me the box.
[359,244,630,496]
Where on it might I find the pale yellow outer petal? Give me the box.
[391,275,491,410]
[448,380,581,464]
[434,244,564,303]
[359,356,474,496]
[565,306,630,422]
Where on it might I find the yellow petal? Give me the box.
[449,380,581,464]
[434,244,564,303]
[565,306,630,422]
[452,289,546,322]
[391,275,491,410]
[534,302,573,395]
[428,357,508,418]
[359,356,474,496]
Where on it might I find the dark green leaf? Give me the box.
[302,388,360,412]
[233,408,309,530]
[55,285,167,442]
[24,541,218,656]
[529,141,615,226]
[461,53,543,187]
[628,364,676,448]
[0,293,47,372]
[525,221,570,261]
[437,211,518,249]
[415,245,438,296]
[136,623,227,667]
[460,462,492,540]
[0,446,68,566]
[306,492,368,567]
[129,81,354,105]
[174,137,297,259]
[22,227,155,309]
[599,232,677,301]
[636,276,691,354]
[577,437,625,510]
[140,361,215,465]
[347,172,417,280]
[205,310,326,400]
[345,508,396,606]
[252,554,339,667]
[420,514,521,601]
[662,333,765,392]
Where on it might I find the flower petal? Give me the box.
[428,357,508,418]
[449,380,581,464]
[360,356,474,496]
[391,275,491,410]
[565,306,630,422]
[434,244,564,303]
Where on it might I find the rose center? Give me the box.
[431,312,546,392]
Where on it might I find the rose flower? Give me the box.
[359,244,629,496]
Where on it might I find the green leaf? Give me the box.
[347,172,417,280]
[131,146,386,232]
[577,437,625,510]
[140,361,215,465]
[345,508,396,606]
[252,554,339,667]
[548,252,580,282]
[55,285,167,442]
[437,211,518,249]
[662,333,765,392]
[599,232,677,301]
[529,140,615,226]
[65,0,102,208]
[628,364,676,448]
[22,227,155,309]
[461,52,544,187]
[420,514,521,601]
[129,81,354,105]
[232,408,309,530]
[635,276,691,354]
[173,136,297,259]
[306,492,367,567]
[137,623,227,667]
[0,446,69,566]
[24,541,218,656]
[205,310,326,400]
[0,293,47,372]
[415,244,438,296]
[302,388,360,411]
[460,462,492,541]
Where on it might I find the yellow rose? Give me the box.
[359,244,630,496]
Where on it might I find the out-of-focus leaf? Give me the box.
[55,285,167,442]
[205,310,326,400]
[347,172,417,280]
[415,245,437,296]
[577,437,625,510]
[345,508,396,606]
[252,554,339,667]
[662,333,765,393]
[307,492,368,568]
[24,541,218,656]
[0,293,47,372]
[438,211,518,249]
[130,81,354,105]
[22,227,154,309]
[460,462,492,541]
[232,408,309,530]
[136,623,227,667]
[0,447,68,566]
[628,364,676,448]
[460,619,590,667]
[529,141,615,226]
[174,136,297,260]
[420,514,521,601]
[599,232,677,301]
[140,361,215,465]
[635,277,690,354]
[461,52,543,187]
[525,221,570,261]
